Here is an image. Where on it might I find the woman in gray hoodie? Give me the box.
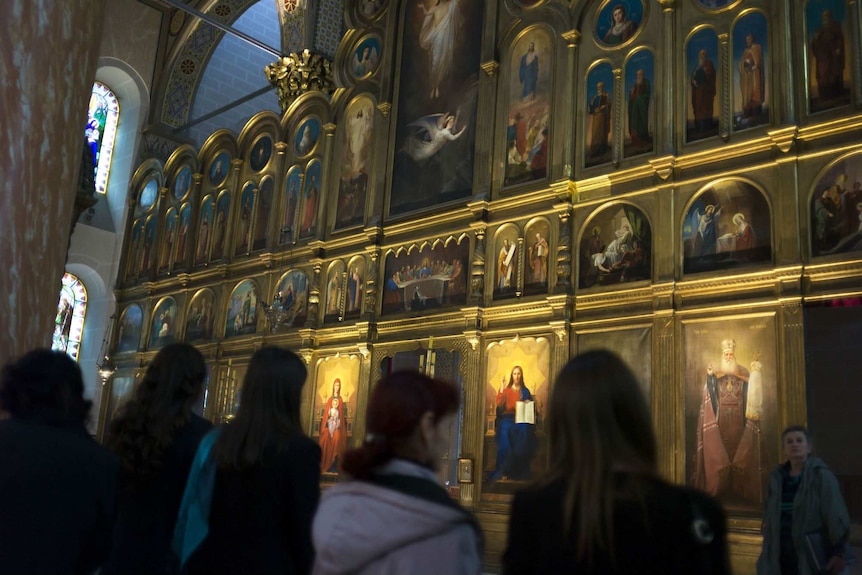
[757,425,851,575]
[311,371,483,575]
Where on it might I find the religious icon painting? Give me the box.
[623,48,655,158]
[185,289,215,342]
[172,165,192,201]
[494,225,521,300]
[523,219,552,295]
[275,270,309,328]
[323,261,345,323]
[350,36,381,80]
[253,177,274,251]
[313,355,361,475]
[149,297,178,350]
[732,11,770,132]
[224,279,259,338]
[141,216,158,275]
[388,0,483,217]
[249,135,273,172]
[682,179,772,274]
[809,151,862,257]
[345,256,366,319]
[195,196,214,265]
[175,203,192,268]
[159,208,178,274]
[686,27,720,142]
[212,191,230,260]
[381,239,470,315]
[139,177,158,211]
[483,336,550,497]
[358,0,385,20]
[295,117,321,157]
[209,151,230,187]
[299,161,322,239]
[117,304,143,353]
[579,203,651,289]
[806,0,851,114]
[279,167,302,245]
[683,313,779,514]
[336,96,374,230]
[576,325,651,397]
[108,376,134,420]
[504,27,553,187]
[585,62,614,168]
[235,182,255,256]
[595,0,645,49]
[127,218,145,282]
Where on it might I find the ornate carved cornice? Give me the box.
[265,50,335,112]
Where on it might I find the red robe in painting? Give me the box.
[319,394,347,473]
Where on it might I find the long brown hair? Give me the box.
[545,350,657,561]
[214,346,307,468]
[108,343,206,485]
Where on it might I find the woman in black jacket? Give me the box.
[503,350,731,575]
[104,343,212,575]
[185,346,321,575]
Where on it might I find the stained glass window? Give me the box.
[51,273,88,361]
[86,82,120,194]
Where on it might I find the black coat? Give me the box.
[0,417,118,575]
[103,413,212,575]
[186,434,322,575]
[502,474,730,575]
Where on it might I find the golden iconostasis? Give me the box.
[104,0,862,572]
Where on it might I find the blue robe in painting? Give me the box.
[519,53,539,100]
[488,385,537,482]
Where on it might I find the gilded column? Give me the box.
[307,260,322,328]
[554,203,572,293]
[612,67,623,166]
[455,334,482,508]
[516,236,525,298]
[363,247,381,320]
[0,0,107,356]
[477,60,500,194]
[780,301,805,432]
[718,33,730,140]
[561,31,580,179]
[469,224,487,302]
[658,0,676,154]
[652,312,676,482]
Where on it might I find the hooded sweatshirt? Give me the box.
[757,456,851,575]
[312,459,483,575]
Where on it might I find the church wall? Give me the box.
[97,0,162,94]
[104,0,862,572]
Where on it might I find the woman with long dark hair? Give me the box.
[185,346,321,575]
[503,350,730,575]
[312,371,482,575]
[104,342,211,575]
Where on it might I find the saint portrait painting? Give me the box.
[224,280,259,338]
[682,179,771,274]
[579,203,651,289]
[389,0,484,216]
[149,298,178,350]
[624,49,654,158]
[185,289,215,342]
[585,62,614,168]
[116,304,143,353]
[686,28,720,142]
[313,355,360,475]
[252,177,273,251]
[381,240,469,315]
[809,151,862,257]
[684,315,778,513]
[275,270,309,328]
[504,28,553,187]
[336,96,374,230]
[523,219,551,294]
[494,225,520,299]
[806,0,850,113]
[235,182,255,255]
[595,0,644,48]
[732,11,769,131]
[483,337,550,496]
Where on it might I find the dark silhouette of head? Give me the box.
[1,349,91,424]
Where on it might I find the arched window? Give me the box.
[51,273,88,361]
[86,82,120,194]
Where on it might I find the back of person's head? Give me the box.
[341,370,459,479]
[0,349,91,424]
[216,346,307,468]
[548,350,657,559]
[108,343,206,481]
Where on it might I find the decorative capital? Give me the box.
[562,30,580,47]
[265,50,335,113]
[480,60,500,77]
[323,122,337,136]
[377,102,392,117]
[657,0,675,11]
[648,155,676,180]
